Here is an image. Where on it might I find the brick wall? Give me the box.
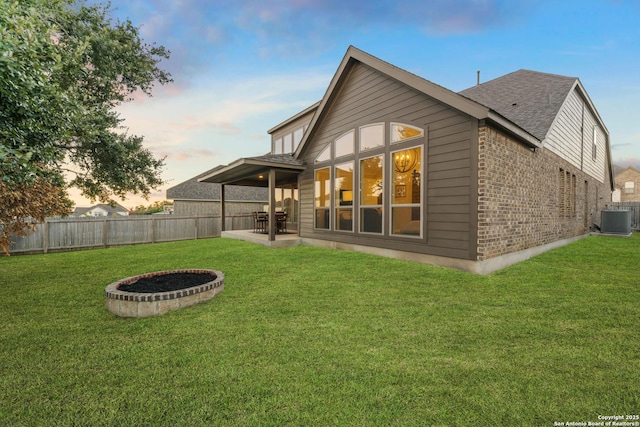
[477,126,611,261]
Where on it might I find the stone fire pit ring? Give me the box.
[105,269,224,317]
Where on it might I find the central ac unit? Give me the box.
[600,210,632,235]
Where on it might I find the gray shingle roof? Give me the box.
[246,153,304,166]
[72,203,128,216]
[166,166,268,201]
[459,69,577,140]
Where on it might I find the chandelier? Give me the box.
[394,149,418,173]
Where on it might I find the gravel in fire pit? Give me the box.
[118,272,217,293]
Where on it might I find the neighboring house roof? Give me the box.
[459,70,578,141]
[613,164,626,176]
[615,165,640,177]
[72,206,92,216]
[167,166,269,201]
[72,203,128,216]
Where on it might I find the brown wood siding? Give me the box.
[299,62,476,260]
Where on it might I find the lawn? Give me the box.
[1,235,638,426]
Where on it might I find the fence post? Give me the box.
[43,221,49,254]
[102,219,108,248]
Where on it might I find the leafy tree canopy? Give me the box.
[0,0,172,254]
[130,200,173,215]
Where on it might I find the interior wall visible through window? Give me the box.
[314,168,330,229]
[312,122,425,238]
[391,146,422,236]
[335,162,354,232]
[360,155,384,234]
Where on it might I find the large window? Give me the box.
[391,146,422,236]
[360,155,384,233]
[335,162,354,231]
[313,122,424,238]
[315,168,330,229]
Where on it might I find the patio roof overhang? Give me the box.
[198,154,305,187]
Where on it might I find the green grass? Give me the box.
[1,235,639,426]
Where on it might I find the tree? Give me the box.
[0,0,172,254]
[130,200,173,215]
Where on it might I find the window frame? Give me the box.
[334,161,354,232]
[592,126,597,161]
[314,167,331,230]
[390,122,425,144]
[334,129,355,159]
[312,121,425,239]
[390,145,423,238]
[315,144,331,164]
[624,181,635,194]
[359,123,385,152]
[359,153,385,235]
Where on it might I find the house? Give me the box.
[72,203,129,217]
[200,46,614,274]
[613,166,640,202]
[166,167,268,216]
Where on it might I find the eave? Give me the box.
[198,157,305,187]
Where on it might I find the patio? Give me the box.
[221,229,302,248]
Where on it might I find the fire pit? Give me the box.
[105,269,224,317]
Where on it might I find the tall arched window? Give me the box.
[312,122,424,237]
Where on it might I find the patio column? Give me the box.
[268,168,276,241]
[220,184,226,232]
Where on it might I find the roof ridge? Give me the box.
[463,69,577,92]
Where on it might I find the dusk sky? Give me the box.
[74,0,640,208]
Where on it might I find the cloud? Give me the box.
[171,148,218,162]
[614,157,640,170]
[111,0,533,75]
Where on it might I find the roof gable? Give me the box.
[616,166,640,177]
[459,70,577,141]
[295,46,499,158]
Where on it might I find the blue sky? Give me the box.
[76,0,640,208]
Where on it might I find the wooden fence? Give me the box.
[606,202,640,230]
[8,214,255,255]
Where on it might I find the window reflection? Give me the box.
[391,123,424,143]
[335,130,354,158]
[315,168,330,229]
[315,145,331,163]
[335,162,353,231]
[391,146,422,236]
[360,155,383,233]
[359,123,384,151]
